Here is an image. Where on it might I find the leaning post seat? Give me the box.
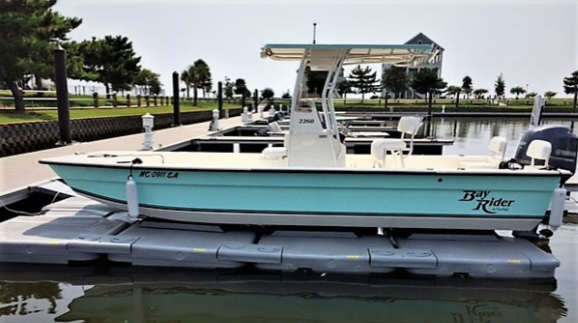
[371,116,423,168]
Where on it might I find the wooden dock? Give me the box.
[0,116,245,197]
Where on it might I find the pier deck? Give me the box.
[0,116,244,196]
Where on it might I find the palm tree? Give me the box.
[181,70,191,99]
[544,91,557,103]
[446,85,462,108]
[510,86,525,100]
[182,59,211,106]
[564,70,578,113]
[525,92,537,99]
[473,88,488,99]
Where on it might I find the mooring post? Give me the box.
[172,71,181,126]
[93,91,99,108]
[253,89,258,113]
[53,46,71,145]
[217,81,223,119]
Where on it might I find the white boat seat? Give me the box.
[259,147,288,167]
[488,136,507,159]
[370,116,422,168]
[397,116,423,136]
[527,139,552,167]
[459,136,508,169]
[371,139,408,168]
[267,122,282,133]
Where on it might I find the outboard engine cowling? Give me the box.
[515,125,578,177]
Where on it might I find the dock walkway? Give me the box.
[0,116,244,195]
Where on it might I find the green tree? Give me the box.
[234,78,249,107]
[281,90,291,99]
[494,74,506,100]
[348,65,381,103]
[563,70,578,113]
[223,77,234,103]
[262,87,275,100]
[336,79,351,100]
[473,88,488,99]
[181,70,191,99]
[525,92,537,99]
[149,79,162,95]
[0,0,81,112]
[544,91,557,102]
[134,68,160,95]
[410,68,447,117]
[78,36,141,97]
[446,85,462,108]
[305,67,327,97]
[382,66,409,100]
[203,82,212,98]
[181,59,211,105]
[462,76,473,98]
[510,86,526,100]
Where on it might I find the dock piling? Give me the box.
[172,71,181,126]
[253,89,258,113]
[53,46,72,145]
[218,81,223,119]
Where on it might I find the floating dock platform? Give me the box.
[0,187,559,279]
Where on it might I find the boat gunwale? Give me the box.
[39,159,568,178]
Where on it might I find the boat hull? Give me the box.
[47,164,560,230]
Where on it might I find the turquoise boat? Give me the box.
[40,44,575,231]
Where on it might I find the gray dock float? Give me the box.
[0,196,560,279]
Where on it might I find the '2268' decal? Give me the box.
[460,190,515,214]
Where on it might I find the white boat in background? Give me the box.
[41,43,578,232]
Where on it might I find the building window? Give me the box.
[418,40,422,44]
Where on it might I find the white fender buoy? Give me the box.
[126,175,139,217]
[549,186,566,228]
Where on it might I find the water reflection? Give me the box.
[0,264,568,323]
[431,117,578,156]
[0,282,61,317]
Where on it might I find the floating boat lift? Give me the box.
[0,44,568,280]
[0,178,561,280]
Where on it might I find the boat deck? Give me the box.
[0,194,559,279]
[42,150,561,175]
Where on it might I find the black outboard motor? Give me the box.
[514,125,578,182]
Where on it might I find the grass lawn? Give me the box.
[0,93,575,124]
[0,101,241,125]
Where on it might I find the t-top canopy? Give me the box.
[261,43,436,67]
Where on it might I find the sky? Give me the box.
[55,0,578,98]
